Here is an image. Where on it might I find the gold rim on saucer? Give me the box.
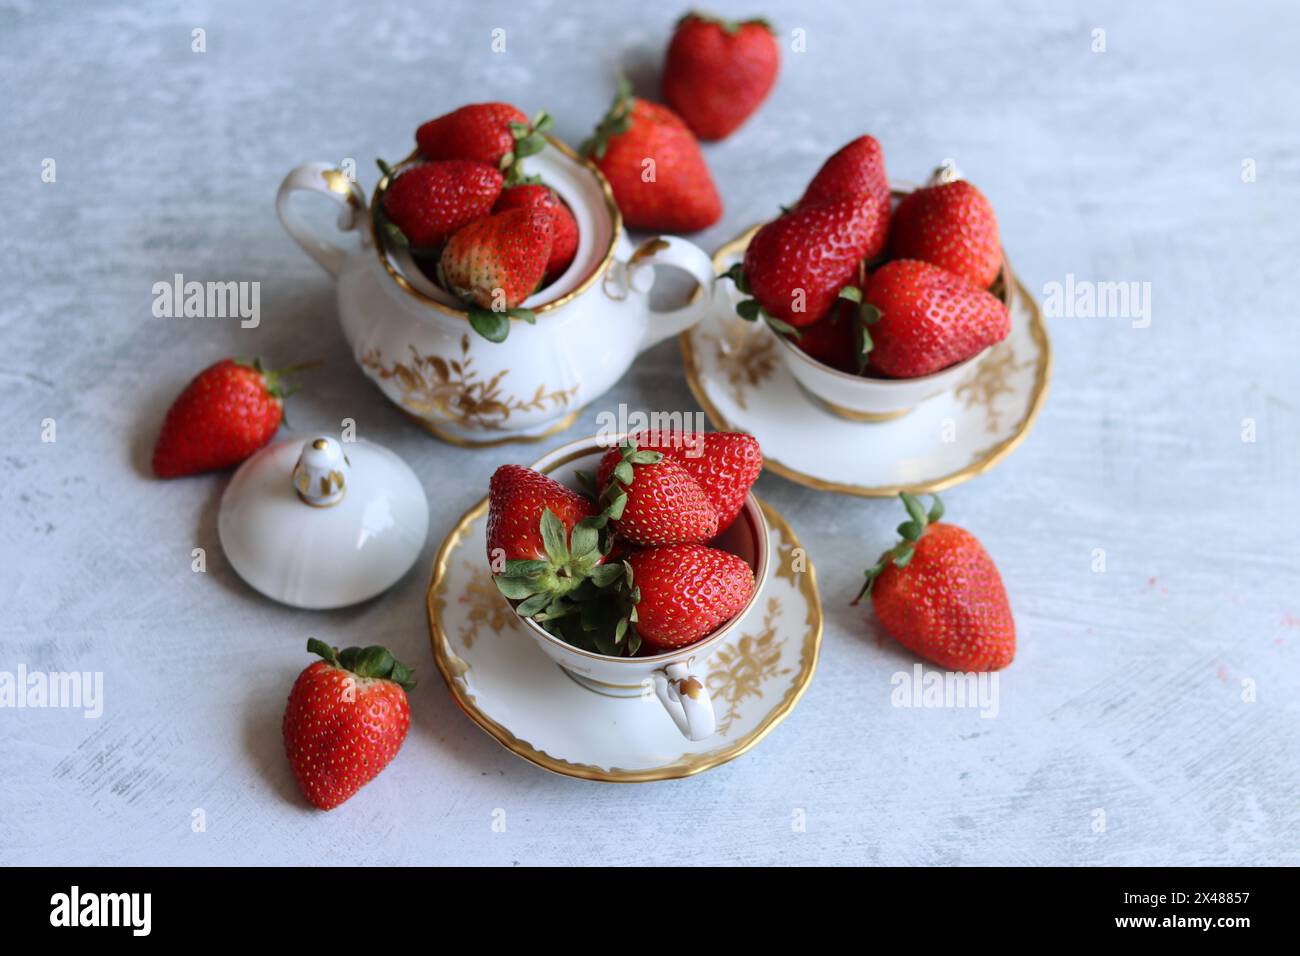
[426,495,823,783]
[678,224,1053,498]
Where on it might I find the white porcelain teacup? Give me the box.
[508,434,770,742]
[276,141,716,445]
[768,184,1013,422]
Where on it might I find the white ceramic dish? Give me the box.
[681,227,1051,497]
[426,486,821,781]
[276,139,716,446]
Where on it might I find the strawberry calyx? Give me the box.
[580,75,635,160]
[835,285,882,373]
[678,10,775,34]
[491,507,613,612]
[238,357,320,407]
[851,492,945,604]
[462,305,536,344]
[720,263,803,339]
[500,110,554,186]
[306,638,416,691]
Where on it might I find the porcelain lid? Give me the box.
[218,436,428,609]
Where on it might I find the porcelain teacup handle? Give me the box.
[653,661,716,741]
[619,236,717,353]
[276,162,366,277]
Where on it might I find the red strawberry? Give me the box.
[729,196,881,329]
[417,102,526,165]
[438,208,553,341]
[582,80,722,233]
[494,183,579,285]
[662,12,779,141]
[889,173,1002,288]
[282,639,415,810]
[792,303,859,373]
[380,160,503,250]
[863,259,1009,378]
[853,493,1014,671]
[596,442,718,546]
[627,431,761,532]
[152,358,301,478]
[486,464,608,613]
[627,544,755,651]
[799,135,891,259]
[487,464,598,564]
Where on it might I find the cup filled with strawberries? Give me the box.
[484,430,765,740]
[276,101,719,445]
[721,136,1014,421]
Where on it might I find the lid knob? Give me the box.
[292,437,349,507]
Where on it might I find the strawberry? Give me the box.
[494,183,579,285]
[596,441,718,546]
[799,134,891,260]
[415,103,553,184]
[486,464,642,652]
[282,639,415,810]
[152,358,304,478]
[627,431,761,532]
[662,12,779,141]
[581,79,722,233]
[626,544,755,651]
[487,464,599,565]
[378,159,503,250]
[889,172,1002,288]
[437,207,553,342]
[725,196,881,331]
[853,493,1014,671]
[862,259,1009,378]
[791,302,859,373]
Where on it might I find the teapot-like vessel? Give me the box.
[277,141,715,445]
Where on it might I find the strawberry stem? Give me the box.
[851,492,944,605]
[307,638,416,691]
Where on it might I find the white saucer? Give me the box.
[680,227,1052,497]
[426,496,822,782]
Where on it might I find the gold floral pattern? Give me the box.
[701,322,776,411]
[955,343,1030,432]
[361,334,578,432]
[706,598,789,736]
[458,563,514,649]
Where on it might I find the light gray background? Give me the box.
[2,0,1296,866]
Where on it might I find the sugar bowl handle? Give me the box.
[276,162,366,277]
[653,661,716,741]
[620,236,717,353]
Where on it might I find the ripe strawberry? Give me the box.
[863,259,1009,378]
[596,442,718,546]
[853,493,1014,671]
[282,639,415,810]
[152,358,301,478]
[662,12,779,141]
[626,544,755,651]
[889,174,1002,288]
[494,183,579,285]
[726,196,881,330]
[792,303,859,372]
[379,159,503,250]
[437,207,553,342]
[416,103,554,184]
[627,431,761,532]
[582,79,722,233]
[799,135,891,260]
[486,465,607,612]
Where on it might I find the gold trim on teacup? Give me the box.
[793,381,914,423]
[426,494,822,783]
[678,217,1052,498]
[368,137,623,321]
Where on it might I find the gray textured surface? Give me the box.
[2,0,1297,866]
